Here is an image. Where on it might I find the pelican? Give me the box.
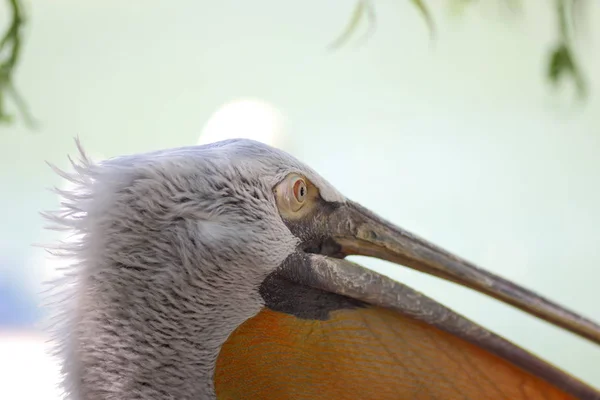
[43,138,600,399]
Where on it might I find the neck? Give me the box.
[49,206,268,399]
[60,254,265,400]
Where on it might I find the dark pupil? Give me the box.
[299,185,305,197]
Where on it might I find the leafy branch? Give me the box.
[330,0,588,98]
[1,0,35,127]
[0,0,591,128]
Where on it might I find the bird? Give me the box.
[42,138,600,400]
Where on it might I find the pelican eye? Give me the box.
[274,174,311,215]
[292,177,307,204]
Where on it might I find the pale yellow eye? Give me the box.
[274,174,311,215]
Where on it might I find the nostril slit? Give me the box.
[367,230,378,240]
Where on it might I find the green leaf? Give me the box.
[0,0,34,127]
[547,42,586,98]
[410,0,436,39]
[548,44,571,83]
[328,0,368,50]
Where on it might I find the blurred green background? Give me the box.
[0,1,599,398]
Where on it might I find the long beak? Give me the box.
[322,200,600,346]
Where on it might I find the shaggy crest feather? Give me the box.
[41,138,96,400]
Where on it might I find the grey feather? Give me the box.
[42,139,345,400]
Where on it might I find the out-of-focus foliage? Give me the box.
[547,0,586,96]
[331,0,588,98]
[0,0,34,128]
[0,0,592,128]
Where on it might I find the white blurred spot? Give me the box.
[0,333,63,400]
[198,98,285,147]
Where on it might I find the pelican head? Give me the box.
[44,139,600,399]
